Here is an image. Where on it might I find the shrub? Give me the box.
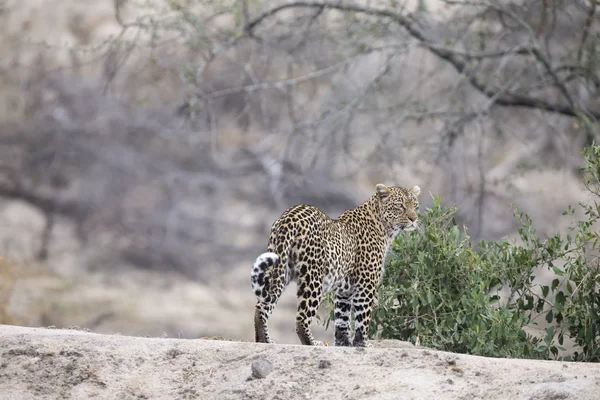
[550,144,600,361]
[371,198,544,358]
[321,144,600,361]
[370,144,600,361]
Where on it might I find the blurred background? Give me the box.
[0,0,598,344]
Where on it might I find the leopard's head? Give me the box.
[375,183,421,235]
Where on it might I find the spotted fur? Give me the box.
[251,183,421,346]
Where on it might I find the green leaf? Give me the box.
[555,312,563,324]
[536,298,545,313]
[427,290,434,305]
[555,291,567,307]
[546,309,554,324]
[545,326,555,344]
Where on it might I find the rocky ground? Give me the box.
[0,325,599,400]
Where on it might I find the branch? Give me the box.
[472,2,576,111]
[424,43,536,59]
[245,1,600,120]
[578,0,597,62]
[203,57,355,99]
[0,183,86,221]
[555,64,600,89]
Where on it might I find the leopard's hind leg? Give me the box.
[295,260,325,346]
[251,251,289,343]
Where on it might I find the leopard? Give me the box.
[250,183,421,347]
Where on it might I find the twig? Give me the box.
[424,43,536,59]
[203,57,357,99]
[537,0,549,38]
[577,0,597,62]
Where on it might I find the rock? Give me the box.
[318,359,332,369]
[251,358,273,379]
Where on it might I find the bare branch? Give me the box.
[423,43,536,59]
[203,56,358,98]
[556,64,600,89]
[245,1,599,120]
[577,0,597,62]
[0,184,86,221]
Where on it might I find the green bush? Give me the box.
[553,144,600,361]
[319,145,600,361]
[369,144,600,361]
[371,198,544,358]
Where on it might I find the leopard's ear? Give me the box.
[409,185,421,197]
[376,183,390,199]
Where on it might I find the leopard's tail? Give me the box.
[251,252,280,302]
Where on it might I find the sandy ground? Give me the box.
[1,325,599,400]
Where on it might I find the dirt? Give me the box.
[1,325,599,400]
